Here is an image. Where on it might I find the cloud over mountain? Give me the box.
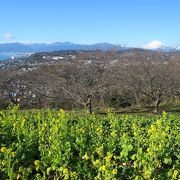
[143,40,164,49]
[3,33,15,41]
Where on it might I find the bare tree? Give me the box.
[126,51,179,113]
[35,51,116,113]
[1,74,33,106]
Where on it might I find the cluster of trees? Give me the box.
[0,50,180,113]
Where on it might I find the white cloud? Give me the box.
[3,33,15,41]
[143,40,164,49]
[18,40,33,44]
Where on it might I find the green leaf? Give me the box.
[163,157,172,164]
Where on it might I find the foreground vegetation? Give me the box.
[0,106,180,179]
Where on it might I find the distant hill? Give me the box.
[0,42,123,53]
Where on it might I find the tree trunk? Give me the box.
[86,95,92,114]
[38,98,42,109]
[153,98,161,114]
[89,96,92,114]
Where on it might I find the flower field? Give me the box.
[0,106,180,179]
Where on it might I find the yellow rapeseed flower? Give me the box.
[112,168,117,175]
[173,170,179,179]
[82,153,89,160]
[1,147,7,153]
[99,165,106,171]
[93,159,101,167]
[58,109,65,118]
[34,160,40,166]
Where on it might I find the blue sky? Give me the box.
[0,0,180,48]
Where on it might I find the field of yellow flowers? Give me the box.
[0,106,180,179]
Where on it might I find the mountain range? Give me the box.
[0,42,124,53]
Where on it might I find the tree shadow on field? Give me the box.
[97,105,180,116]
